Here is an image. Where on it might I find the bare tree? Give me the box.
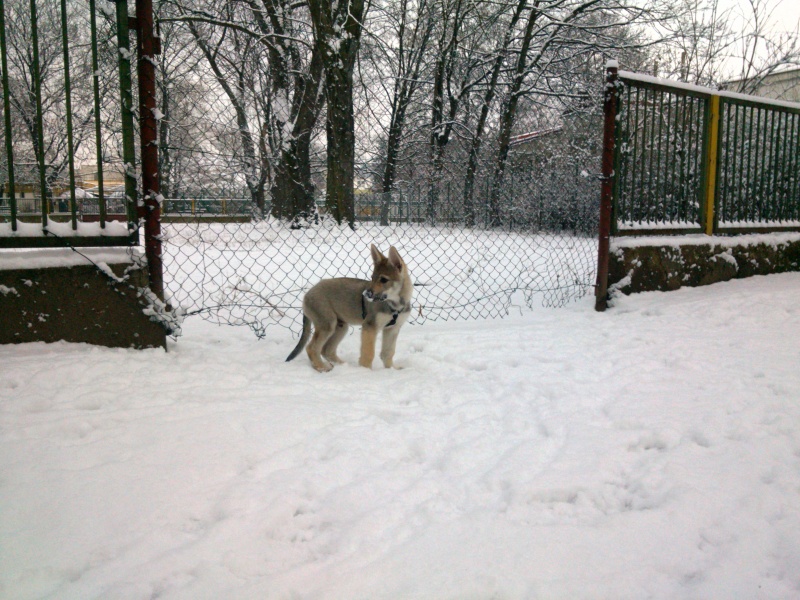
[165,0,326,220]
[462,0,530,226]
[656,0,799,91]
[308,0,370,226]
[487,0,647,227]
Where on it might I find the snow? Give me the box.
[58,188,95,199]
[618,70,800,110]
[160,220,597,334]
[0,219,130,239]
[2,272,800,599]
[0,248,140,271]
[612,231,800,250]
[616,220,700,231]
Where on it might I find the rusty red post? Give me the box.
[595,61,619,312]
[135,0,163,299]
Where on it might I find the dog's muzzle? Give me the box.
[363,289,386,302]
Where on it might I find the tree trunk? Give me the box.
[426,0,468,225]
[463,0,527,227]
[325,66,356,226]
[270,133,316,219]
[158,82,172,199]
[308,0,367,228]
[489,2,541,227]
[379,0,433,213]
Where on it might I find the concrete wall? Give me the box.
[608,234,800,296]
[0,249,167,349]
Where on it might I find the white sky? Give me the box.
[725,0,800,34]
[761,0,800,32]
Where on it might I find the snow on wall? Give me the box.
[0,247,141,271]
[609,234,800,295]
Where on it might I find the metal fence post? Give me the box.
[59,0,78,230]
[0,0,16,231]
[115,0,138,231]
[89,0,106,228]
[595,61,619,311]
[29,0,49,227]
[135,0,164,299]
[702,94,721,235]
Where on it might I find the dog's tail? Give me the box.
[285,316,311,362]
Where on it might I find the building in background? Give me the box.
[723,67,800,102]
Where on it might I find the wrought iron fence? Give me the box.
[0,0,138,247]
[612,71,800,235]
[716,98,800,228]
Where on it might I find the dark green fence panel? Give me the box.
[0,0,138,247]
[716,99,800,229]
[615,81,707,233]
[613,72,800,235]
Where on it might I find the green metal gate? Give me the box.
[0,0,138,248]
[611,71,800,235]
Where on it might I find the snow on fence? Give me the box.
[595,64,800,311]
[612,70,800,235]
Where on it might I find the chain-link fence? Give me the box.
[163,217,598,337]
[3,0,622,339]
[160,115,601,337]
[151,0,613,337]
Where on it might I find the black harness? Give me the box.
[362,295,406,328]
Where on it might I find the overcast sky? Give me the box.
[728,0,800,33]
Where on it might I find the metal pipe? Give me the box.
[60,0,77,230]
[29,0,49,227]
[115,0,138,235]
[595,63,618,312]
[89,0,106,227]
[136,0,164,299]
[0,0,17,230]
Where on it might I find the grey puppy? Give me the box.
[286,245,413,372]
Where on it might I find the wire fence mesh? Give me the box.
[2,0,620,339]
[163,217,598,337]
[147,0,620,337]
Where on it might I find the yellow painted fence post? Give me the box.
[704,95,721,235]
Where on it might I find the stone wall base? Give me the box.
[0,252,167,349]
[608,235,800,296]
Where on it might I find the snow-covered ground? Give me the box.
[161,220,597,334]
[2,273,800,599]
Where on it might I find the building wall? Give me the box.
[725,68,800,103]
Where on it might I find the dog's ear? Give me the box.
[388,246,404,272]
[370,244,385,265]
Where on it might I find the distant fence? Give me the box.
[612,70,800,235]
[161,197,424,222]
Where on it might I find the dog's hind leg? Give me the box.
[306,319,336,372]
[322,321,348,364]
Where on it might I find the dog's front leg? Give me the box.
[380,326,400,368]
[359,325,378,368]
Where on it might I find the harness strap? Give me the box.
[362,294,402,328]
